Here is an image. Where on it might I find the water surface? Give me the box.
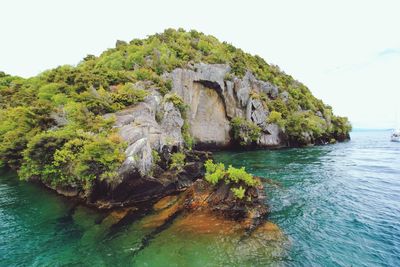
[1,130,399,266]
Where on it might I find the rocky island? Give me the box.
[0,29,351,234]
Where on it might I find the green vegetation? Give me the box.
[151,149,161,165]
[204,159,258,200]
[181,122,195,150]
[164,93,187,114]
[231,186,246,200]
[204,160,226,185]
[230,117,261,146]
[265,84,351,146]
[0,28,350,192]
[267,110,285,128]
[169,152,186,171]
[226,165,257,186]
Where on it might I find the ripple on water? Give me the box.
[214,130,400,266]
[1,130,400,266]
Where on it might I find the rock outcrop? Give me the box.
[106,90,184,178]
[86,63,334,208]
[166,63,284,148]
[0,29,351,231]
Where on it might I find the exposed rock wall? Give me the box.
[104,63,288,199]
[167,63,283,148]
[92,63,333,207]
[105,90,184,179]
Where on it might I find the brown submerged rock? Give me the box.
[143,178,269,234]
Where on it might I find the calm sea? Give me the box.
[1,130,399,266]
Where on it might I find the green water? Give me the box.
[0,171,284,266]
[1,130,400,266]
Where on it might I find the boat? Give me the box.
[391,129,400,142]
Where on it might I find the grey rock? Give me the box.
[110,63,290,179]
[234,72,252,107]
[250,99,268,126]
[165,63,287,148]
[250,76,279,99]
[258,123,283,147]
[167,64,232,146]
[280,91,289,103]
[107,90,184,177]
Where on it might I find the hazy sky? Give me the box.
[1,0,399,128]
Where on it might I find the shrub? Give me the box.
[330,116,352,140]
[169,152,186,171]
[158,79,172,95]
[204,159,258,200]
[285,112,327,145]
[151,149,161,164]
[268,98,289,118]
[226,165,257,186]
[182,122,195,150]
[230,117,261,146]
[38,83,63,100]
[204,159,226,185]
[231,186,245,199]
[74,134,126,185]
[19,129,77,183]
[268,110,285,128]
[197,39,212,55]
[19,129,126,191]
[165,93,187,114]
[111,83,148,108]
[133,68,156,81]
[0,106,53,168]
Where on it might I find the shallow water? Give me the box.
[1,130,399,266]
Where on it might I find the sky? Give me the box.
[1,0,399,128]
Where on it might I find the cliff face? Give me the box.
[167,63,283,148]
[86,62,345,208]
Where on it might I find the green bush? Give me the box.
[19,129,126,191]
[331,116,352,140]
[165,93,187,114]
[204,159,226,185]
[110,83,148,108]
[182,122,195,150]
[226,165,257,186]
[268,110,285,128]
[285,112,327,145]
[151,149,161,165]
[230,117,261,146]
[158,79,172,95]
[74,134,126,185]
[204,160,258,200]
[0,106,53,168]
[268,98,289,118]
[169,152,186,171]
[231,186,245,199]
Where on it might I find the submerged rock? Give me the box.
[141,178,268,232]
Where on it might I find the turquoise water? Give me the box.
[1,130,400,266]
[216,130,400,266]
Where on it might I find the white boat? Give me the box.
[391,129,400,142]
